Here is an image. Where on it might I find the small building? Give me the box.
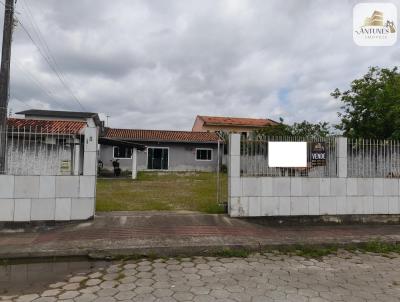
[192,115,278,136]
[1,109,101,222]
[99,128,222,173]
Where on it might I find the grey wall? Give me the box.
[100,142,219,172]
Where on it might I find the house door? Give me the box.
[147,147,169,170]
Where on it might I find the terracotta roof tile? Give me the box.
[104,128,220,143]
[7,118,86,134]
[198,115,277,127]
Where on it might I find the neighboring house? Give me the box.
[99,128,221,172]
[192,115,278,136]
[6,117,87,175]
[16,109,103,128]
[10,109,103,175]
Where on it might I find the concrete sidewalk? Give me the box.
[1,211,400,259]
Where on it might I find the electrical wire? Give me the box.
[0,0,87,111]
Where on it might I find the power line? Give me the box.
[18,0,87,111]
[0,0,87,111]
[12,60,66,109]
[16,18,86,111]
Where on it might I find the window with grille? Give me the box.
[196,148,212,161]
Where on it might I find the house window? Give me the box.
[196,148,212,161]
[113,146,132,159]
[147,147,169,170]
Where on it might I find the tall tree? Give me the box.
[332,66,400,139]
[291,121,331,137]
[256,118,331,137]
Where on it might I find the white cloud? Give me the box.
[3,0,399,130]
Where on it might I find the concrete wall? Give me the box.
[228,134,400,217]
[0,122,98,222]
[0,175,95,221]
[99,142,219,172]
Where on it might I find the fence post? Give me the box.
[131,148,137,179]
[336,136,347,178]
[228,133,241,215]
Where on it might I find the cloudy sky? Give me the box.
[3,0,400,130]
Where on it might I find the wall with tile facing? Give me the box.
[0,175,96,221]
[0,122,98,222]
[228,134,400,217]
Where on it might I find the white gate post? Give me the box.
[336,136,347,178]
[132,148,137,179]
[228,133,241,215]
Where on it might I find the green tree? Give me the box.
[332,66,400,139]
[291,120,331,137]
[256,118,331,137]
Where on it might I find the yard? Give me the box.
[96,172,227,214]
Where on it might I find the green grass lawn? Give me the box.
[96,172,227,214]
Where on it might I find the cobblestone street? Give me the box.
[2,251,400,302]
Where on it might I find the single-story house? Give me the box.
[99,128,222,172]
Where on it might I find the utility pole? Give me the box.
[0,0,14,174]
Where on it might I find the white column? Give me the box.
[336,137,347,178]
[228,133,241,215]
[83,126,98,176]
[73,144,80,175]
[132,148,137,179]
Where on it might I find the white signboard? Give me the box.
[268,142,307,168]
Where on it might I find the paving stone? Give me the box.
[16,295,39,302]
[32,298,56,302]
[8,252,400,302]
[153,289,174,298]
[63,283,80,290]
[79,286,100,294]
[48,282,67,289]
[132,294,156,302]
[69,276,88,283]
[40,289,60,297]
[103,273,120,281]
[116,283,136,291]
[86,278,102,286]
[114,291,135,300]
[173,292,194,301]
[97,288,119,297]
[74,293,97,302]
[134,286,154,295]
[58,291,80,300]
[100,281,119,289]
[88,272,103,279]
[93,298,116,302]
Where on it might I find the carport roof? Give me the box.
[103,128,220,143]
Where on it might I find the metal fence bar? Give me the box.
[240,136,400,178]
[240,135,338,177]
[0,125,84,176]
[347,138,400,178]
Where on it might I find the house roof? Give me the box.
[7,118,86,134]
[16,109,102,126]
[98,137,146,151]
[104,128,220,143]
[197,115,278,127]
